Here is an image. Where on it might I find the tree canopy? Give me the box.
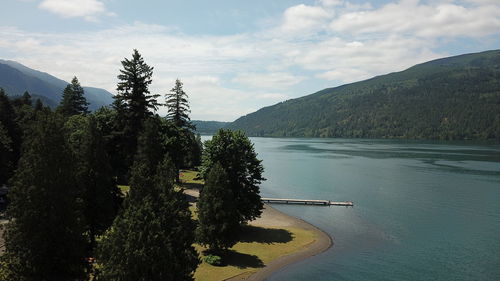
[57,76,89,117]
[201,129,265,224]
[96,155,199,281]
[1,113,87,281]
[196,163,240,252]
[165,79,193,129]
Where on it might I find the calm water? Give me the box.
[215,137,500,281]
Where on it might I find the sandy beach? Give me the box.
[231,204,333,281]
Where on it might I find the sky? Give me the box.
[1,0,500,121]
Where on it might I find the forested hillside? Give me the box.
[192,120,229,134]
[0,59,114,110]
[228,50,500,140]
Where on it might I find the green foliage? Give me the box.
[0,60,113,110]
[0,122,13,185]
[112,49,161,181]
[57,76,89,117]
[201,129,264,224]
[197,163,240,251]
[228,50,500,140]
[96,155,199,281]
[192,120,229,135]
[1,112,87,281]
[0,89,21,185]
[65,115,121,251]
[165,79,193,129]
[203,255,222,266]
[114,49,159,123]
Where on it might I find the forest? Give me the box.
[0,49,264,280]
[228,49,500,140]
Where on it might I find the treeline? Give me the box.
[0,49,264,280]
[228,50,500,140]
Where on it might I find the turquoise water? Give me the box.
[245,138,500,281]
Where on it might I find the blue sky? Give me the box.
[1,0,500,121]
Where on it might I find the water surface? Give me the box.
[244,138,500,281]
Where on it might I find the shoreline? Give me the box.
[228,204,333,281]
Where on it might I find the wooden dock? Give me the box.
[261,197,353,207]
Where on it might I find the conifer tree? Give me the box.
[34,98,43,111]
[0,89,21,185]
[201,129,265,224]
[57,76,89,117]
[114,49,159,125]
[196,163,240,252]
[75,116,121,251]
[20,91,32,106]
[165,79,193,129]
[0,122,13,186]
[112,49,160,179]
[97,155,199,281]
[1,112,87,280]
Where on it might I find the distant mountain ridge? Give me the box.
[228,49,500,140]
[192,120,230,134]
[0,59,114,110]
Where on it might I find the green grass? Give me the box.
[193,225,316,281]
[118,170,318,281]
[117,185,129,195]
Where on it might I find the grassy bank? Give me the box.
[116,171,318,281]
[179,170,317,281]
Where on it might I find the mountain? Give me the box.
[228,50,500,140]
[0,59,114,110]
[192,120,230,135]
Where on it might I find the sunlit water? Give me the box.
[201,137,500,281]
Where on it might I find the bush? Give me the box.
[204,254,222,266]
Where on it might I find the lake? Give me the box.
[214,137,500,281]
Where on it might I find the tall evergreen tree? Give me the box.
[20,91,32,106]
[1,113,87,281]
[201,129,265,224]
[57,77,89,117]
[112,49,160,180]
[0,89,21,185]
[114,49,159,124]
[65,115,121,252]
[0,122,13,186]
[196,163,240,252]
[96,155,199,281]
[165,79,193,129]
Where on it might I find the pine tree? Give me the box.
[76,116,121,251]
[57,76,89,117]
[34,98,43,111]
[96,155,199,281]
[20,91,32,106]
[1,112,87,281]
[0,89,21,185]
[165,79,193,129]
[0,122,13,186]
[112,49,160,180]
[196,163,240,252]
[201,129,265,224]
[114,49,159,125]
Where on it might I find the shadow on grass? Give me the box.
[219,250,264,269]
[181,182,203,190]
[238,225,293,244]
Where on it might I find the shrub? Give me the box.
[204,255,222,266]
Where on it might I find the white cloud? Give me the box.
[2,1,500,120]
[279,4,332,34]
[39,0,111,21]
[233,72,305,90]
[330,0,500,38]
[320,0,344,7]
